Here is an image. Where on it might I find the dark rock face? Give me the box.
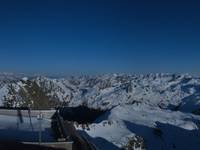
[122,136,146,150]
[59,106,106,124]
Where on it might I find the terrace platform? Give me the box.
[0,109,73,150]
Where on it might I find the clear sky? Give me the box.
[0,0,200,75]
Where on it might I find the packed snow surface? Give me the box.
[83,104,200,149]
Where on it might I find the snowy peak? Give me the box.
[0,73,199,112]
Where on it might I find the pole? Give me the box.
[28,106,34,131]
[37,111,43,145]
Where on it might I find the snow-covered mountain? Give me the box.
[1,73,200,112]
[0,73,200,149]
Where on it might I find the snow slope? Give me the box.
[82,104,200,149]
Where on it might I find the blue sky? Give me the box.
[0,0,200,75]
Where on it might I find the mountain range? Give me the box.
[0,73,200,150]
